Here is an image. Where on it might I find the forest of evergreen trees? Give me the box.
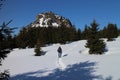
[13,21,119,49]
[15,25,78,48]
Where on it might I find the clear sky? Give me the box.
[0,0,120,33]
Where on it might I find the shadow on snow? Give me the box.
[10,61,110,80]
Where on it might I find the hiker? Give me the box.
[57,46,62,58]
[57,46,66,70]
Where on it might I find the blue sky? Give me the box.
[0,0,120,33]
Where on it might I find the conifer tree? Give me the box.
[58,26,68,44]
[118,29,120,35]
[27,27,37,48]
[99,27,107,38]
[82,25,89,39]
[16,27,28,48]
[106,23,119,41]
[34,39,42,56]
[0,21,15,80]
[69,26,77,41]
[0,21,15,64]
[76,28,81,40]
[85,20,106,54]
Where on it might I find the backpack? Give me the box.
[57,47,62,53]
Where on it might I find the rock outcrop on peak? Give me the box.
[32,12,72,28]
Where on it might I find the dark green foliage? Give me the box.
[76,28,82,40]
[85,20,106,55]
[16,23,79,48]
[0,21,15,64]
[99,27,107,38]
[106,23,119,41]
[16,27,28,48]
[0,21,15,80]
[26,27,37,48]
[57,26,70,44]
[34,39,42,56]
[99,24,119,40]
[0,2,11,79]
[47,27,55,44]
[118,29,120,35]
[81,25,89,39]
[69,26,77,41]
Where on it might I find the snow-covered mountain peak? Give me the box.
[32,12,72,28]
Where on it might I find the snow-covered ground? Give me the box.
[1,37,120,80]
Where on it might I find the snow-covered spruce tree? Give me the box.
[34,39,42,56]
[85,20,106,55]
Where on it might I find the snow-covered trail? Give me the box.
[58,58,66,70]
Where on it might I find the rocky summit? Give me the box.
[32,12,72,28]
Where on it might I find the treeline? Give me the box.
[15,25,79,48]
[1,20,119,50]
[13,21,120,49]
[0,20,120,55]
[83,23,119,40]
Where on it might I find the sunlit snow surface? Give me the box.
[1,37,120,80]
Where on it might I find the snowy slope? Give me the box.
[1,37,120,80]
